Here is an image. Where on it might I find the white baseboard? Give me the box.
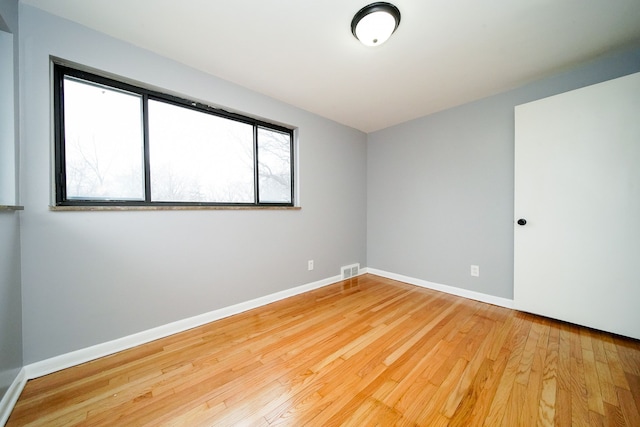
[6,268,501,423]
[367,268,514,309]
[14,267,506,418]
[25,267,505,380]
[25,274,346,380]
[0,368,27,426]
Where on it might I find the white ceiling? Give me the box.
[22,0,640,132]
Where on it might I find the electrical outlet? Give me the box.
[308,260,314,271]
[470,265,480,277]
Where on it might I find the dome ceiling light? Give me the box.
[351,2,401,47]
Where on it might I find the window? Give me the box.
[53,64,294,207]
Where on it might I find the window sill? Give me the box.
[49,205,301,212]
[0,205,24,211]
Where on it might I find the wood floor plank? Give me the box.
[413,357,467,421]
[584,346,606,415]
[555,323,573,426]
[604,401,627,427]
[464,348,510,427]
[590,410,606,426]
[6,274,640,426]
[482,313,532,426]
[626,373,640,416]
[597,360,620,406]
[617,341,640,376]
[387,306,467,384]
[617,386,640,427]
[571,339,592,426]
[441,316,497,418]
[606,349,632,391]
[500,381,527,427]
[447,356,494,427]
[538,323,559,426]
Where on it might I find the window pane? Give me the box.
[148,100,255,203]
[258,127,292,203]
[63,77,144,200]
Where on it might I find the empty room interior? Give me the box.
[1,0,640,425]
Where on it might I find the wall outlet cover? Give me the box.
[471,265,480,277]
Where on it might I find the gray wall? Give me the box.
[0,0,22,401]
[19,5,367,363]
[367,46,640,300]
[0,213,22,399]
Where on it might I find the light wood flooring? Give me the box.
[7,274,640,426]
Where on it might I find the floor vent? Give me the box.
[341,263,360,280]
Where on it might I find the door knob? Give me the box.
[517,219,527,226]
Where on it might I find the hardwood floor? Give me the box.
[7,274,640,426]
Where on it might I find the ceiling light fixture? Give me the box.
[351,2,401,47]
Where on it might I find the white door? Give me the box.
[514,72,640,340]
